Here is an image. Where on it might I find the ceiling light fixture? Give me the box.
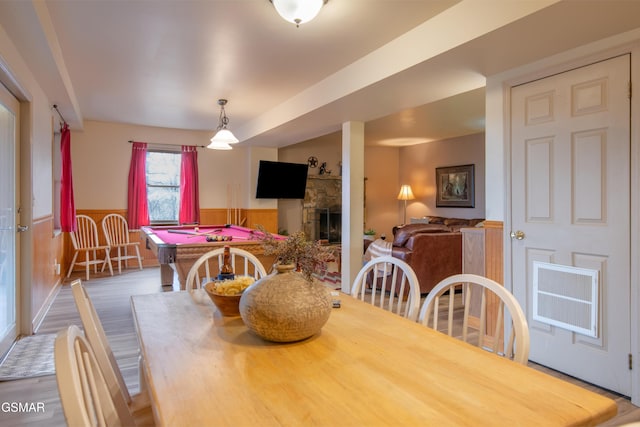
[269,0,328,27]
[207,99,239,150]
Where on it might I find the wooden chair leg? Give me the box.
[105,250,113,276]
[67,252,79,279]
[92,249,98,274]
[135,246,143,270]
[85,251,90,281]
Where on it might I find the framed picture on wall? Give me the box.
[436,164,475,208]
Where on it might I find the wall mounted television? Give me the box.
[255,160,308,199]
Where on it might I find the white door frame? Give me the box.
[502,40,640,404]
[0,58,33,339]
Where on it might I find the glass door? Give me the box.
[0,82,19,356]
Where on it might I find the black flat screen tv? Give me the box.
[256,160,308,199]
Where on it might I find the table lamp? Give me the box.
[397,184,415,225]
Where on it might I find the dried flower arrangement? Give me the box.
[256,225,336,282]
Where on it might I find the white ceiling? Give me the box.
[1,0,640,148]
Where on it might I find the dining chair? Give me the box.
[70,280,152,418]
[185,247,268,291]
[55,325,138,427]
[350,255,421,321]
[418,273,530,364]
[67,214,114,281]
[101,213,143,274]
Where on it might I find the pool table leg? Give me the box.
[160,264,174,286]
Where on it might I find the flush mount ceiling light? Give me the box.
[207,99,239,150]
[269,0,328,27]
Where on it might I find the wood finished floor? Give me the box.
[0,267,638,426]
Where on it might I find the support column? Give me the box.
[341,121,364,293]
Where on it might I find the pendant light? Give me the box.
[207,99,239,150]
[269,0,328,27]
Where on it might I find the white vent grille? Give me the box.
[532,261,599,337]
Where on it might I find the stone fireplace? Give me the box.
[303,175,342,243]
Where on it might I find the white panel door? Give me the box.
[511,55,631,395]
[0,82,19,356]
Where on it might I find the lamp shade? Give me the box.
[210,128,239,145]
[271,0,325,26]
[206,139,233,150]
[397,185,415,201]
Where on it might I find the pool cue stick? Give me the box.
[226,184,231,224]
[167,229,202,235]
[235,184,239,225]
[233,184,237,225]
[186,231,216,238]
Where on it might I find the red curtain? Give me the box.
[60,123,76,232]
[127,142,150,229]
[179,145,200,224]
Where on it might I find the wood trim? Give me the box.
[70,209,279,270]
[482,220,504,230]
[462,222,505,347]
[484,222,503,284]
[31,217,64,331]
[484,222,503,345]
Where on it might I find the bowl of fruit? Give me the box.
[203,276,255,316]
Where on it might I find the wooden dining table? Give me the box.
[131,290,617,427]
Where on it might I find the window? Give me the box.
[146,150,181,224]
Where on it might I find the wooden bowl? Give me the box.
[204,282,242,316]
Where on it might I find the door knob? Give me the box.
[510,230,525,240]
[17,225,28,233]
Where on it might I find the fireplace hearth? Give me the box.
[317,208,341,243]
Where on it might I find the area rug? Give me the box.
[0,334,56,380]
[314,271,341,288]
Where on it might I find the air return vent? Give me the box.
[532,261,599,338]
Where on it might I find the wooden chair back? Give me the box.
[67,215,113,280]
[185,247,268,291]
[70,280,132,405]
[102,213,132,246]
[350,255,421,321]
[418,273,530,364]
[70,214,102,250]
[101,213,143,273]
[54,325,135,427]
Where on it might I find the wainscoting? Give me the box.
[68,208,279,272]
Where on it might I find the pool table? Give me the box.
[140,224,282,289]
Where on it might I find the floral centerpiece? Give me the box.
[256,225,336,281]
[240,226,336,343]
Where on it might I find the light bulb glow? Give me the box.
[206,138,233,150]
[397,185,415,201]
[272,0,324,26]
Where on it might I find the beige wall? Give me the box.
[399,132,486,221]
[71,120,268,210]
[278,132,342,175]
[364,146,400,239]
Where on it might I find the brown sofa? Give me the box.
[391,217,484,294]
